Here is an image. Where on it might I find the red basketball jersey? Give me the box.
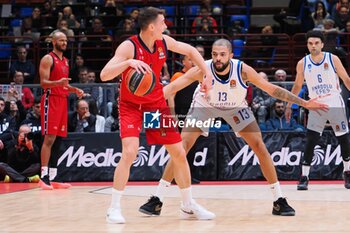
[120,35,167,104]
[43,52,70,97]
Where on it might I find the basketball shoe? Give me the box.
[272,198,295,216]
[106,208,125,224]
[180,200,216,220]
[38,175,53,190]
[51,182,72,189]
[139,196,163,216]
[297,176,309,190]
[343,171,350,189]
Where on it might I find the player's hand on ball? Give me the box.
[129,59,152,74]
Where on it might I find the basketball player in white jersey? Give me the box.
[139,38,329,217]
[285,30,350,190]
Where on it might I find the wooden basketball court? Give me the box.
[1,181,349,232]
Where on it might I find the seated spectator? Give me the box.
[86,17,112,41]
[58,6,80,29]
[117,8,139,30]
[31,7,45,30]
[114,16,138,39]
[0,97,16,134]
[21,97,41,133]
[88,99,105,132]
[195,44,206,58]
[46,19,75,42]
[192,7,218,34]
[12,71,34,110]
[68,99,96,132]
[312,1,330,29]
[261,100,305,132]
[78,67,102,105]
[251,72,275,124]
[10,46,36,84]
[332,5,350,30]
[104,102,119,132]
[4,95,26,131]
[69,54,85,83]
[0,124,40,183]
[197,17,216,34]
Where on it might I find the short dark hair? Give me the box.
[138,7,164,30]
[306,30,324,43]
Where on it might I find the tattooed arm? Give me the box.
[241,63,328,112]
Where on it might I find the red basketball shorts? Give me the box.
[41,93,68,137]
[119,97,182,145]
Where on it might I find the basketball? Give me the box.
[125,69,156,96]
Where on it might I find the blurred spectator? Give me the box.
[331,0,350,17]
[195,44,206,58]
[31,7,45,30]
[21,97,41,133]
[192,7,218,34]
[41,0,58,17]
[68,99,96,132]
[197,17,216,34]
[261,100,305,131]
[117,8,139,29]
[12,71,34,110]
[88,99,105,132]
[104,102,119,132]
[105,0,116,7]
[5,91,27,131]
[0,97,16,135]
[10,46,35,84]
[312,1,330,28]
[251,72,275,124]
[0,125,40,183]
[332,5,350,30]
[257,25,278,59]
[274,69,287,82]
[87,70,103,109]
[58,6,80,29]
[46,19,75,42]
[168,55,197,123]
[86,17,112,41]
[77,67,101,106]
[114,16,137,39]
[70,54,85,83]
[103,1,124,16]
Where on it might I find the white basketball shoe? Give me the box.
[180,200,216,220]
[106,208,125,224]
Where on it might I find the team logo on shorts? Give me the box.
[336,125,340,131]
[143,110,161,129]
[230,80,236,88]
[233,115,240,124]
[324,63,329,70]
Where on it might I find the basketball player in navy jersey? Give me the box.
[139,38,329,217]
[100,7,215,224]
[39,31,84,190]
[286,30,350,190]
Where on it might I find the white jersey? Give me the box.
[303,52,341,99]
[195,59,248,109]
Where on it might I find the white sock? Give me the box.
[49,168,57,181]
[180,186,192,206]
[155,179,171,201]
[302,165,311,177]
[41,166,48,178]
[343,160,350,172]
[270,182,283,201]
[110,188,123,209]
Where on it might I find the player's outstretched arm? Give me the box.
[163,35,213,93]
[163,66,203,99]
[243,63,328,112]
[332,54,350,91]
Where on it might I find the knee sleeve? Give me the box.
[338,133,350,161]
[303,130,321,166]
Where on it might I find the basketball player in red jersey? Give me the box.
[100,7,215,223]
[39,31,84,190]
